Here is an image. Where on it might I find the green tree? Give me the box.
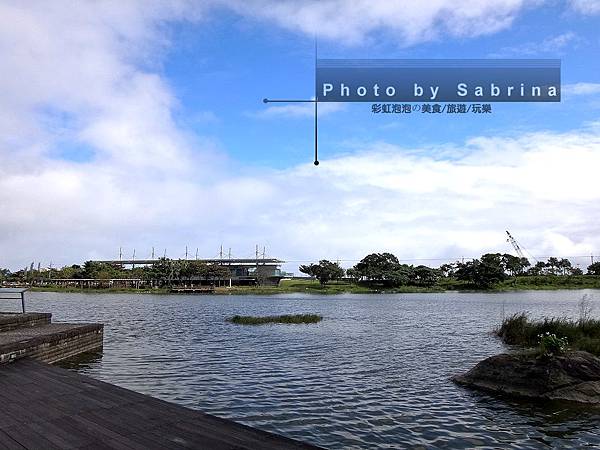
[587,262,600,275]
[351,253,401,284]
[527,261,547,276]
[57,264,84,279]
[545,257,560,275]
[346,267,361,283]
[455,253,508,288]
[299,260,345,285]
[439,263,456,278]
[0,268,10,283]
[388,264,413,286]
[201,263,231,284]
[148,258,174,286]
[96,270,112,288]
[502,254,530,276]
[558,258,573,276]
[178,260,208,283]
[410,265,441,287]
[82,261,124,279]
[571,267,584,276]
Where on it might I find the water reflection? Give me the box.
[57,349,104,370]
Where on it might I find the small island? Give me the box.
[227,314,323,325]
[453,300,600,404]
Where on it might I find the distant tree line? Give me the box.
[448,254,597,288]
[301,253,441,287]
[3,254,600,291]
[0,258,231,287]
[298,253,600,289]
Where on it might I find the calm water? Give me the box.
[20,290,600,449]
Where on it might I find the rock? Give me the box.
[452,351,600,404]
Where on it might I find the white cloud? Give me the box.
[0,1,208,172]
[3,124,600,270]
[569,0,600,14]
[260,130,600,268]
[489,32,581,57]
[562,82,600,96]
[250,101,345,119]
[218,0,533,45]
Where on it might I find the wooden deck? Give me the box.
[0,359,321,450]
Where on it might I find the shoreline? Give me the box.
[26,278,600,296]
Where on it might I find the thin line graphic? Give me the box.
[262,36,319,165]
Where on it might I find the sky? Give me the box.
[1,0,600,272]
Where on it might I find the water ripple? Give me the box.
[24,290,600,449]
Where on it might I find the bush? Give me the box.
[538,332,568,357]
[496,309,600,356]
[496,312,530,345]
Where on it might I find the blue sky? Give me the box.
[1,1,600,271]
[162,3,600,168]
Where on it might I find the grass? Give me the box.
[28,275,600,295]
[496,311,600,356]
[496,275,600,291]
[227,313,323,325]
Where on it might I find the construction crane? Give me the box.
[506,230,537,263]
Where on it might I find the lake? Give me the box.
[22,290,600,449]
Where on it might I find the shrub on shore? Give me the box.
[227,314,322,325]
[496,310,600,356]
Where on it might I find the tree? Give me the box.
[179,260,208,284]
[455,253,508,288]
[527,261,547,276]
[545,257,560,275]
[571,267,584,276]
[82,261,124,279]
[346,267,361,283]
[388,264,413,286]
[588,262,600,276]
[410,265,440,287]
[148,258,174,286]
[0,268,10,283]
[96,270,112,288]
[299,260,345,285]
[439,263,456,278]
[558,258,573,276]
[351,253,401,284]
[502,254,530,276]
[56,264,84,279]
[201,263,231,284]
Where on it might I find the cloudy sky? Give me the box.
[1,0,600,272]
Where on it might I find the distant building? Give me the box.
[95,258,285,287]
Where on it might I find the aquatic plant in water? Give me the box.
[227,314,322,325]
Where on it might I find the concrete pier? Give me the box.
[0,312,103,365]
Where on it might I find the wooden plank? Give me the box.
[0,359,322,450]
[2,424,59,450]
[0,430,26,450]
[31,418,93,449]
